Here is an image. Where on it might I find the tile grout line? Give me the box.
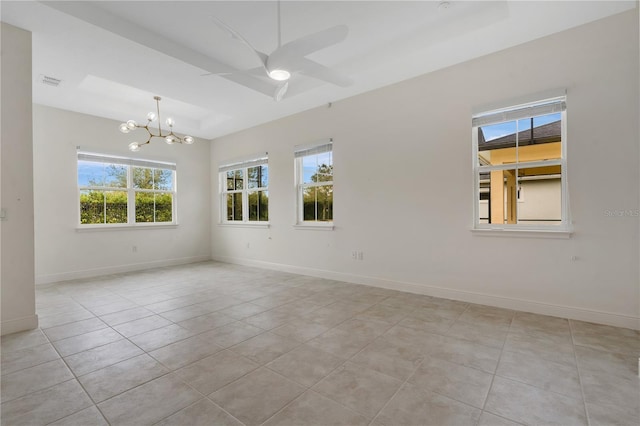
[368,354,426,426]
[13,263,635,426]
[478,310,513,421]
[34,328,112,426]
[569,319,592,426]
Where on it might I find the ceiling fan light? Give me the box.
[128,142,141,152]
[268,69,291,81]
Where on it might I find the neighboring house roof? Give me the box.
[479,120,561,150]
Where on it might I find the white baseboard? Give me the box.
[212,255,640,330]
[1,314,39,336]
[35,255,211,285]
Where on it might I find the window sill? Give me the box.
[293,223,334,231]
[471,228,572,239]
[218,222,270,229]
[76,223,178,232]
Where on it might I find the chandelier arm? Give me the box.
[144,125,156,139]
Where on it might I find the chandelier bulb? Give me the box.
[165,135,176,144]
[183,136,194,144]
[128,142,141,152]
[119,123,131,134]
[126,120,138,129]
[166,117,175,127]
[147,112,157,122]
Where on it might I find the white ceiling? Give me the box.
[1,1,635,140]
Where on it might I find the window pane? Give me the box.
[533,112,562,141]
[247,165,268,189]
[135,191,155,222]
[234,170,244,190]
[303,152,333,184]
[227,193,242,221]
[154,169,173,190]
[477,121,516,166]
[302,185,333,221]
[478,169,517,225]
[78,161,126,188]
[104,164,127,188]
[517,165,562,225]
[478,166,562,226]
[479,117,561,166]
[302,187,316,221]
[155,193,173,222]
[105,191,127,223]
[133,167,154,190]
[478,172,490,224]
[517,113,562,163]
[80,190,105,224]
[260,165,268,188]
[248,190,268,221]
[135,191,173,223]
[226,171,235,190]
[316,185,333,221]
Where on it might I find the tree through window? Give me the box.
[77,153,176,225]
[219,154,269,223]
[295,140,333,223]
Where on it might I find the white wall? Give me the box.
[1,23,38,335]
[33,105,211,284]
[211,10,639,329]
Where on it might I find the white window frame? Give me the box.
[294,139,334,229]
[471,95,571,234]
[77,152,177,228]
[219,153,269,226]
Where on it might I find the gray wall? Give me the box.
[211,10,639,328]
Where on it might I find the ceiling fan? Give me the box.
[211,1,353,101]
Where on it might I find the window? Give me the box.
[472,96,569,231]
[219,153,269,223]
[295,140,333,224]
[77,152,176,226]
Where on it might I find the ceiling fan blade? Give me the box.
[201,71,233,77]
[273,25,348,61]
[274,81,289,102]
[289,57,353,87]
[211,16,269,72]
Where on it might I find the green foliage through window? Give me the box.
[221,160,268,223]
[297,149,333,223]
[78,155,175,225]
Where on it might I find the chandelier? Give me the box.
[119,96,194,152]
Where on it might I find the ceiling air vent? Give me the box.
[40,75,62,87]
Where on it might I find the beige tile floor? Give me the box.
[1,261,638,425]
